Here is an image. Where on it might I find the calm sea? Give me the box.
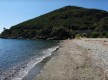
[0,39,59,80]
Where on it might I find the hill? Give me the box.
[1,6,108,39]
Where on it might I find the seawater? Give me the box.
[0,39,59,80]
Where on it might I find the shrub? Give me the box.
[75,34,81,39]
[105,33,108,38]
[81,33,87,38]
[91,32,100,38]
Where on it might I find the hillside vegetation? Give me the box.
[1,6,108,39]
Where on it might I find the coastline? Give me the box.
[20,42,61,80]
[0,39,60,80]
[34,38,108,80]
[22,56,51,80]
[22,45,60,80]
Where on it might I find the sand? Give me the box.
[34,38,108,80]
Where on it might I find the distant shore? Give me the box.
[34,38,108,80]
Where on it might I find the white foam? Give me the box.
[11,46,59,80]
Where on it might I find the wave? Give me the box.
[10,46,59,80]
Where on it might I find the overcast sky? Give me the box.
[0,0,108,33]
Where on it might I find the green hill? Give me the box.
[1,6,108,39]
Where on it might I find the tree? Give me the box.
[3,27,6,30]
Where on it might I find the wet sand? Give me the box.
[35,38,108,80]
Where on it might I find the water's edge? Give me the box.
[22,45,60,80]
[10,45,60,80]
[0,39,61,80]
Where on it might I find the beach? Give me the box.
[0,39,59,80]
[35,38,108,80]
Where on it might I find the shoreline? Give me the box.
[22,56,51,80]
[0,39,60,80]
[21,42,61,80]
[22,41,61,80]
[34,38,108,80]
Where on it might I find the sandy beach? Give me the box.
[35,38,108,80]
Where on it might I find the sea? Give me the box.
[0,39,59,80]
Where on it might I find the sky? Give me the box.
[0,0,108,33]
